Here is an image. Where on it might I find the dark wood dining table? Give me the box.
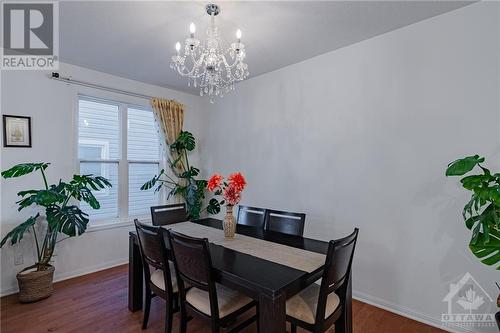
[128,218,352,333]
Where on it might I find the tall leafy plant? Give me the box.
[0,163,111,270]
[141,131,220,219]
[446,155,500,269]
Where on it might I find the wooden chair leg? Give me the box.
[173,294,179,311]
[335,312,346,333]
[256,305,260,333]
[142,290,152,329]
[211,321,220,333]
[180,307,188,333]
[165,299,173,333]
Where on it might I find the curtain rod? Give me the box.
[50,72,154,100]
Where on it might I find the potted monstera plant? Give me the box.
[446,155,500,329]
[141,131,220,219]
[446,155,500,269]
[0,162,111,302]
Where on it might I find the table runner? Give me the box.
[166,222,326,273]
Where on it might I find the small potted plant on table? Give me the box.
[0,162,111,302]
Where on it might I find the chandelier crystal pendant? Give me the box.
[170,3,249,102]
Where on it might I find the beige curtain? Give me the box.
[151,98,186,180]
[151,98,184,145]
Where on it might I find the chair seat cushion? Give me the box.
[186,284,253,318]
[286,283,340,324]
[150,261,178,292]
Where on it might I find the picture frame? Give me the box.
[3,115,32,148]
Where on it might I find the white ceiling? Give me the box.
[60,1,473,94]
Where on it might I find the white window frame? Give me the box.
[77,95,161,225]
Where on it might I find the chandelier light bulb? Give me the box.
[236,29,242,40]
[175,42,181,53]
[189,22,196,35]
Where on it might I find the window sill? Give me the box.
[86,216,152,233]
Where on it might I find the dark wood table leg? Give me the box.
[259,292,286,333]
[128,234,143,312]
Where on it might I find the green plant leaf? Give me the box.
[464,215,481,230]
[78,188,100,209]
[140,169,164,190]
[446,155,484,176]
[469,224,500,270]
[171,131,195,152]
[71,174,112,191]
[16,189,66,210]
[0,214,39,247]
[196,179,208,187]
[207,198,221,215]
[1,163,49,178]
[180,167,200,179]
[46,205,89,237]
[460,174,493,191]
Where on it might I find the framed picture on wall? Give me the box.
[3,115,32,148]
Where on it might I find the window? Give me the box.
[127,107,160,216]
[78,97,160,222]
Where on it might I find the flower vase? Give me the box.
[223,205,236,238]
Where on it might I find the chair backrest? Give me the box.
[167,230,220,318]
[151,203,187,226]
[134,220,173,294]
[167,230,214,290]
[264,209,306,236]
[316,228,359,323]
[237,205,266,229]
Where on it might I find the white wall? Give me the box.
[0,62,203,295]
[200,3,499,332]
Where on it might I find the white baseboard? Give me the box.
[353,290,480,333]
[0,258,128,297]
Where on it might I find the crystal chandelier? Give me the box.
[170,4,249,102]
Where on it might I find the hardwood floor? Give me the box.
[0,265,445,333]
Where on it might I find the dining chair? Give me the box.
[150,203,187,226]
[134,220,179,333]
[286,228,359,333]
[264,209,306,236]
[167,230,258,333]
[237,205,267,229]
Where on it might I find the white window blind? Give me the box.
[77,97,160,222]
[127,107,160,216]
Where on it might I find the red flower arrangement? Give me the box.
[228,172,246,192]
[207,172,247,206]
[207,173,223,192]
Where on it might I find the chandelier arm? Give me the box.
[175,62,198,77]
[221,54,240,69]
[175,53,207,78]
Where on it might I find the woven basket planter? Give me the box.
[16,265,55,303]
